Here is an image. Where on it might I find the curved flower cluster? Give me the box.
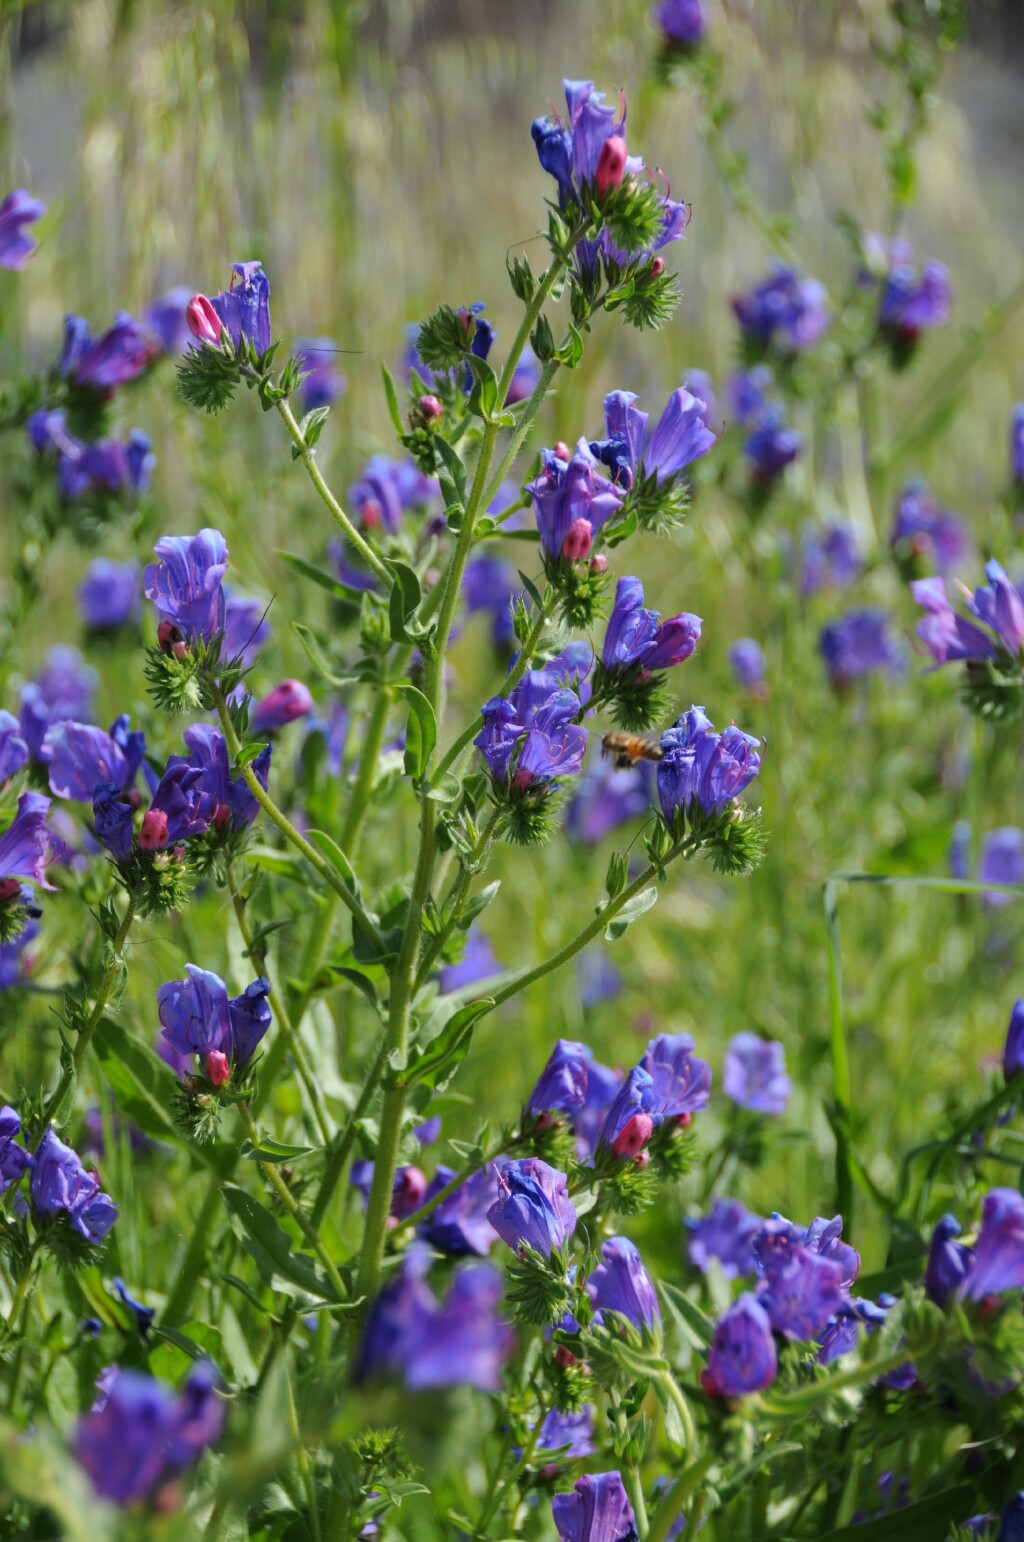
[157,963,272,1087]
[75,1361,223,1506]
[0,1114,118,1246]
[657,706,763,822]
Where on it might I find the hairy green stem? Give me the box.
[238,1101,347,1301]
[276,397,390,585]
[212,686,385,953]
[42,894,137,1126]
[227,861,332,1146]
[482,356,559,510]
[309,1028,390,1231]
[413,806,501,989]
[433,601,551,783]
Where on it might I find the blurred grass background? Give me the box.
[1,0,1024,1293]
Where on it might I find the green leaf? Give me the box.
[396,998,495,1091]
[385,557,424,644]
[221,1185,340,1301]
[235,740,270,770]
[333,966,381,1012]
[465,353,499,419]
[240,1137,316,1164]
[246,845,306,882]
[93,1016,185,1146]
[557,321,584,369]
[381,361,405,435]
[817,1486,976,1541]
[426,771,464,804]
[659,1280,714,1349]
[0,1419,116,1542]
[279,550,375,601]
[605,885,658,941]
[434,435,467,506]
[458,880,500,929]
[394,682,437,778]
[292,619,360,688]
[296,404,330,449]
[517,569,545,612]
[306,828,361,895]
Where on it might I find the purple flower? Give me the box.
[0,791,62,890]
[687,1199,763,1279]
[723,1032,791,1115]
[552,1472,638,1542]
[890,481,970,575]
[251,679,313,735]
[75,1361,223,1506]
[703,1294,777,1398]
[729,639,767,698]
[348,454,438,535]
[535,1406,595,1461]
[437,929,501,995]
[78,560,141,630]
[757,1243,844,1340]
[601,576,702,673]
[140,760,215,850]
[361,1250,513,1391]
[207,262,271,354]
[817,1295,892,1367]
[641,1032,712,1121]
[30,1127,117,1242]
[19,646,97,760]
[820,609,904,688]
[475,682,587,790]
[911,577,997,667]
[42,717,145,802]
[526,438,625,560]
[754,1213,860,1291]
[114,1277,155,1336]
[0,1107,32,1191]
[294,337,346,413]
[0,711,29,786]
[657,705,763,820]
[144,286,192,354]
[800,522,863,595]
[183,723,269,833]
[567,758,652,845]
[729,365,774,426]
[65,313,152,392]
[733,264,830,352]
[93,784,135,863]
[30,412,153,501]
[962,1188,1024,1300]
[872,237,952,342]
[575,1056,622,1161]
[924,1213,971,1306]
[526,1040,591,1120]
[1005,1001,1024,1080]
[655,0,707,49]
[0,188,45,268]
[144,529,228,645]
[532,80,625,198]
[745,405,802,483]
[488,1157,576,1257]
[418,1165,498,1256]
[590,387,715,490]
[1012,405,1024,486]
[967,560,1024,655]
[979,828,1024,906]
[587,1235,660,1332]
[157,964,271,1073]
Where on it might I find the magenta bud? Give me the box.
[204,1050,230,1087]
[589,554,608,576]
[185,294,222,346]
[393,1165,428,1219]
[212,802,231,831]
[674,1111,693,1130]
[611,1112,653,1160]
[648,256,665,279]
[456,307,475,336]
[554,1345,580,1369]
[252,679,313,734]
[0,878,21,904]
[634,1149,651,1169]
[361,498,383,532]
[595,136,627,196]
[561,517,593,563]
[512,767,534,793]
[418,394,443,422]
[553,441,572,463]
[157,619,185,656]
[138,808,169,851]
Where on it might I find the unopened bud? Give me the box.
[138,809,169,851]
[674,1111,693,1130]
[512,767,534,793]
[611,1112,653,1160]
[418,394,443,422]
[393,1165,428,1219]
[456,307,475,337]
[361,499,383,532]
[185,294,222,346]
[212,802,231,831]
[204,1050,230,1087]
[595,136,627,196]
[251,679,313,734]
[634,1149,651,1169]
[553,441,572,463]
[648,257,665,279]
[0,878,21,904]
[554,1345,581,1369]
[157,619,187,659]
[561,518,593,563]
[589,554,608,576]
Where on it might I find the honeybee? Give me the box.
[601,731,666,769]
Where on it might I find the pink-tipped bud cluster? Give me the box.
[595,136,627,197]
[418,394,443,423]
[648,256,665,279]
[553,441,572,463]
[590,554,608,576]
[252,679,313,734]
[204,1050,230,1087]
[561,518,593,563]
[185,294,222,346]
[157,620,188,660]
[138,808,169,851]
[611,1112,653,1160]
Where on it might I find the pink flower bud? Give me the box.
[418,394,443,422]
[204,1050,230,1087]
[648,257,665,279]
[252,679,313,734]
[0,878,21,904]
[186,294,222,346]
[512,767,534,793]
[611,1112,653,1160]
[595,136,627,196]
[553,441,572,463]
[674,1111,693,1130]
[393,1165,428,1219]
[157,619,186,658]
[590,554,608,576]
[633,1149,652,1169]
[554,1345,581,1369]
[212,802,231,831]
[561,518,593,563]
[361,498,383,532]
[456,307,475,336]
[138,809,169,851]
